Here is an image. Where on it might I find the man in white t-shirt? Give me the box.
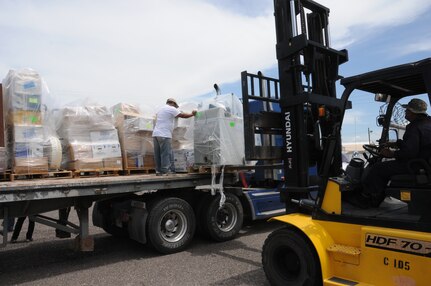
[152,98,197,175]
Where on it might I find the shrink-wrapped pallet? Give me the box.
[193,94,245,166]
[0,147,6,172]
[57,105,122,171]
[171,102,196,172]
[112,103,155,170]
[2,69,49,174]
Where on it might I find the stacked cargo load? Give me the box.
[0,83,5,173]
[112,103,155,173]
[194,94,245,166]
[2,69,49,174]
[57,105,122,173]
[172,102,196,172]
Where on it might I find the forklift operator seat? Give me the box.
[389,158,431,187]
[387,158,431,215]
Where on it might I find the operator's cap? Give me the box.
[402,98,428,114]
[166,98,179,108]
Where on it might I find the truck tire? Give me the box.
[200,193,243,242]
[262,227,321,286]
[147,197,196,254]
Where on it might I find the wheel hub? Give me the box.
[165,219,176,232]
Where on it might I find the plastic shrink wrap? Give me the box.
[194,94,245,166]
[112,103,155,170]
[57,104,122,171]
[172,102,196,172]
[2,69,49,174]
[0,147,6,172]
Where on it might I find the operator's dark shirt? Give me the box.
[394,115,431,161]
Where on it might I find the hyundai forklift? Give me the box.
[241,0,431,285]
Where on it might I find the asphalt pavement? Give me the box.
[0,211,285,286]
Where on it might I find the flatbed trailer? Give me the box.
[0,172,237,253]
[0,170,285,254]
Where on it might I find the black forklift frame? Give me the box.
[242,0,431,232]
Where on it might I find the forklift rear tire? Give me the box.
[147,197,196,254]
[200,193,243,242]
[262,227,321,286]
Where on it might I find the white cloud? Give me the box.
[315,0,431,48]
[396,38,431,56]
[0,0,429,110]
[0,0,275,109]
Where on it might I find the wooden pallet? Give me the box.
[72,169,120,178]
[48,170,73,179]
[8,170,73,182]
[0,171,12,181]
[120,168,156,176]
[195,166,223,173]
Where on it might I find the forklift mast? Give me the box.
[242,0,349,212]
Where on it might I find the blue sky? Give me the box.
[1,0,430,143]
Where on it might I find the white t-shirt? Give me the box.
[152,105,181,138]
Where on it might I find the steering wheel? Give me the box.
[363,144,381,157]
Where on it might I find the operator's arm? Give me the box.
[176,110,197,119]
[393,125,420,160]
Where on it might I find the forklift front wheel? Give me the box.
[262,227,321,286]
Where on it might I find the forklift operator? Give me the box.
[357,98,431,208]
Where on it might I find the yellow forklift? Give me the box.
[241,0,431,285]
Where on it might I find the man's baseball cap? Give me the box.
[166,98,179,108]
[402,98,428,114]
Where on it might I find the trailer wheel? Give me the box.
[262,228,321,286]
[201,193,243,242]
[147,197,196,254]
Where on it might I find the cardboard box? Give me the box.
[14,157,48,174]
[124,153,155,169]
[14,142,44,158]
[174,149,194,172]
[119,132,142,152]
[69,143,93,160]
[103,157,123,170]
[11,93,41,111]
[91,143,122,159]
[137,117,154,131]
[90,129,119,143]
[60,108,113,131]
[112,103,141,118]
[12,74,42,95]
[126,153,144,168]
[143,155,155,169]
[69,158,103,171]
[13,125,44,142]
[8,110,42,125]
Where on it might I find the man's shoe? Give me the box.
[10,239,17,243]
[56,230,71,238]
[25,238,33,242]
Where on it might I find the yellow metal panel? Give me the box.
[400,191,411,201]
[321,180,341,214]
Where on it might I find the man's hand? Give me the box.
[381,141,398,148]
[380,148,394,158]
[192,110,197,116]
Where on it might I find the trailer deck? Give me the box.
[0,172,237,250]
